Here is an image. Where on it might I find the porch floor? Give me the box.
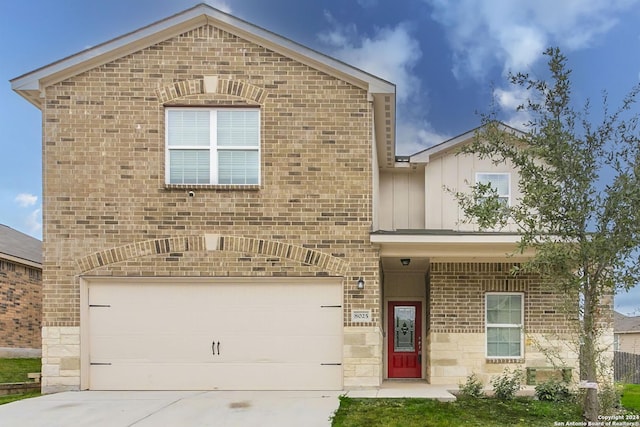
[344,381,457,402]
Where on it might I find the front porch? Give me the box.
[377,248,578,387]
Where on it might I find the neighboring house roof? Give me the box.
[409,122,524,164]
[614,311,640,334]
[0,224,42,267]
[10,3,397,168]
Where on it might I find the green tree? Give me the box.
[453,47,640,421]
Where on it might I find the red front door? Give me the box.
[388,301,422,378]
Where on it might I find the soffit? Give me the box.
[371,230,532,262]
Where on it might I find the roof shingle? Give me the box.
[0,224,42,265]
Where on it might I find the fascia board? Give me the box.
[11,4,395,108]
[370,233,522,244]
[409,123,525,164]
[410,128,478,163]
[0,252,42,269]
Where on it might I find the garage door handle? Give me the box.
[212,340,220,355]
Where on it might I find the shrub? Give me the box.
[535,379,571,402]
[459,372,485,398]
[598,383,621,415]
[491,368,524,400]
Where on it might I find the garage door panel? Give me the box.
[88,279,343,390]
[210,334,342,362]
[222,308,343,335]
[91,333,341,363]
[92,311,342,337]
[91,363,342,391]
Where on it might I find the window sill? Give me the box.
[486,358,524,364]
[165,184,261,191]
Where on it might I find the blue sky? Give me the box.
[1,0,640,314]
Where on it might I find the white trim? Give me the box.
[165,107,261,185]
[370,233,521,244]
[409,123,524,164]
[11,4,394,103]
[80,275,343,284]
[383,297,426,380]
[475,172,511,206]
[485,292,524,359]
[0,253,41,269]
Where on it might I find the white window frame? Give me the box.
[475,172,511,206]
[165,107,261,185]
[485,292,524,359]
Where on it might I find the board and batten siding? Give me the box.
[377,151,521,232]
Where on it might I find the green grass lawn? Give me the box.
[331,396,582,427]
[0,358,41,383]
[0,358,41,405]
[0,391,41,406]
[622,384,640,412]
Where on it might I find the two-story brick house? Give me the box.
[12,4,577,393]
[0,224,42,357]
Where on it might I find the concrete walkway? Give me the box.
[346,382,457,401]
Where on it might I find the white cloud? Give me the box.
[318,14,443,153]
[15,193,38,207]
[25,208,42,237]
[396,117,450,155]
[427,0,639,81]
[492,86,532,130]
[318,13,422,104]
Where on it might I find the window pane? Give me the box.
[168,110,210,147]
[217,110,259,147]
[487,343,499,357]
[477,173,509,196]
[487,294,522,357]
[394,306,416,352]
[169,150,210,184]
[218,150,259,185]
[487,294,522,325]
[487,326,521,357]
[508,295,522,323]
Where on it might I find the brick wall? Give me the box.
[41,24,380,329]
[0,259,42,349]
[429,262,574,334]
[428,262,579,384]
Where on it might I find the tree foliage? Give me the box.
[453,47,640,421]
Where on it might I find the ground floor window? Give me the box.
[486,292,523,358]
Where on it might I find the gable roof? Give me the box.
[409,122,523,164]
[0,224,42,267]
[10,3,398,168]
[614,311,640,334]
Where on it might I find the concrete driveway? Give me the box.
[0,390,342,427]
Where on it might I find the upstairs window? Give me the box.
[486,293,523,358]
[476,173,510,206]
[166,108,260,185]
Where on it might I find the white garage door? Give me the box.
[87,278,343,390]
